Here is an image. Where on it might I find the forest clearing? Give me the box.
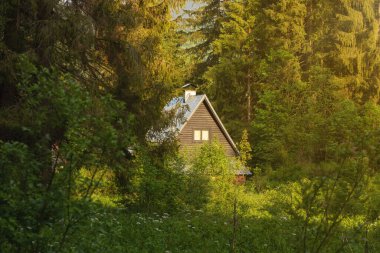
[1,0,380,252]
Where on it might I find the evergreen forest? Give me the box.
[1,0,380,252]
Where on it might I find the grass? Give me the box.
[62,207,295,253]
[55,185,379,253]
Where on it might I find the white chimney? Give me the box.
[185,90,196,102]
[182,83,197,102]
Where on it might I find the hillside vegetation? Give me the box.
[1,1,380,252]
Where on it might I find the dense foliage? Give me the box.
[1,0,380,252]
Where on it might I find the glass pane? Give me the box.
[194,130,201,141]
[202,130,209,140]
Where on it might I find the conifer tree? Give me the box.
[238,129,252,166]
[202,0,308,138]
[254,0,307,56]
[180,0,226,85]
[334,0,380,102]
[203,0,256,139]
[0,0,185,139]
[305,0,380,102]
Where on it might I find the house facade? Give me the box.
[164,86,239,157]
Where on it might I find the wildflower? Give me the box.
[136,222,141,225]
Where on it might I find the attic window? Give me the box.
[202,130,209,140]
[194,130,209,141]
[194,130,201,141]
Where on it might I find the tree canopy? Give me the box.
[1,0,380,252]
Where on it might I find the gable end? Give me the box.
[178,96,238,156]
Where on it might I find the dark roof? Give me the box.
[182,83,197,89]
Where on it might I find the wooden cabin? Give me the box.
[163,85,239,157]
[149,84,251,182]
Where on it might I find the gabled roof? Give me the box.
[165,94,239,155]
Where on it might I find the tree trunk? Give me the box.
[246,73,252,123]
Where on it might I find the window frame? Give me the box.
[201,130,209,141]
[193,130,201,141]
[193,129,211,143]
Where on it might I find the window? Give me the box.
[201,130,209,140]
[194,130,201,141]
[194,130,209,141]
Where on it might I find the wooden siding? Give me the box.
[178,101,236,157]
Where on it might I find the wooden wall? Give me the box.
[178,101,236,157]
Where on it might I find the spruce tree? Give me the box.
[180,0,226,85]
[201,0,308,138]
[238,129,253,166]
[0,0,184,139]
[254,0,307,56]
[203,0,256,139]
[305,0,380,102]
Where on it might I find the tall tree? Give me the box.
[180,0,226,85]
[305,0,380,102]
[254,0,307,57]
[203,0,256,139]
[0,0,188,141]
[203,0,307,139]
[0,1,186,251]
